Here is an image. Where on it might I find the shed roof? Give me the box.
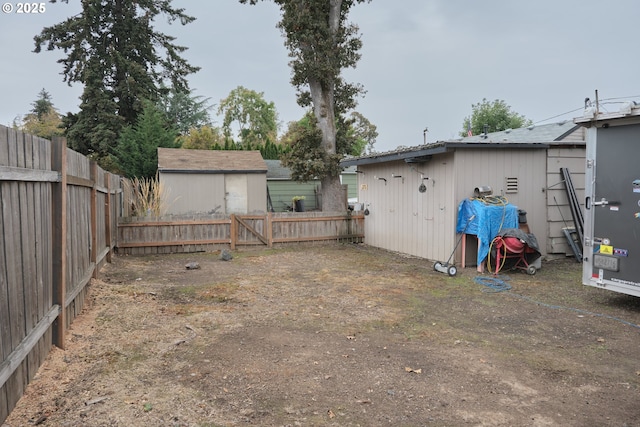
[158,148,267,173]
[341,121,584,167]
[341,140,550,167]
[459,120,581,143]
[265,160,291,179]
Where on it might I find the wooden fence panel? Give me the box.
[94,165,106,270]
[65,149,93,326]
[0,128,58,422]
[270,212,364,244]
[3,129,29,415]
[117,212,365,255]
[235,215,267,246]
[109,174,121,252]
[0,127,8,422]
[31,135,53,391]
[117,216,232,255]
[0,177,7,422]
[0,126,123,424]
[0,128,23,420]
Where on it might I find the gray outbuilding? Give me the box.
[341,121,585,267]
[158,148,267,215]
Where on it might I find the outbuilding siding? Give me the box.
[158,149,267,215]
[454,148,547,258]
[246,173,268,213]
[160,173,226,214]
[546,147,586,255]
[357,153,456,262]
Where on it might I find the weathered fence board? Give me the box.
[0,126,122,424]
[118,217,231,254]
[117,212,365,255]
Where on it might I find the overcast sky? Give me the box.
[1,1,639,152]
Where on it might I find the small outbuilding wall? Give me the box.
[158,148,267,215]
[355,152,456,263]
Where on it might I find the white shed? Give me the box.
[158,148,268,215]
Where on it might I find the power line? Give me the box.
[533,107,584,125]
[533,95,640,125]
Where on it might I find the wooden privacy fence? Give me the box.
[117,211,365,254]
[0,127,123,423]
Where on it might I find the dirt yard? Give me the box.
[4,243,640,426]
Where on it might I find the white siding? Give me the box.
[454,148,548,259]
[247,174,268,213]
[357,153,456,262]
[160,173,226,215]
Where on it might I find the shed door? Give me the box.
[225,174,248,214]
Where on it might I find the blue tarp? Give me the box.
[456,199,518,265]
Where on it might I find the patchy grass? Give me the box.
[6,245,640,427]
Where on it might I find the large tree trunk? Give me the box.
[309,77,345,211]
[308,0,346,212]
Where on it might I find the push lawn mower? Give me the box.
[434,215,475,277]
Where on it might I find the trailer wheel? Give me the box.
[448,266,457,277]
[527,265,537,275]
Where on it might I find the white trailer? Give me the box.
[575,102,640,297]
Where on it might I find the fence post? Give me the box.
[105,173,112,263]
[267,212,273,248]
[230,214,237,250]
[51,138,67,349]
[90,161,98,278]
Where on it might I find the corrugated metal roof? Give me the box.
[158,148,267,173]
[341,121,584,167]
[460,120,581,143]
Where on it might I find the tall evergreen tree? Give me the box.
[114,101,178,178]
[34,0,199,165]
[31,88,55,119]
[157,87,213,135]
[15,89,65,140]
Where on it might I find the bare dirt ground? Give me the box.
[4,243,640,427]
